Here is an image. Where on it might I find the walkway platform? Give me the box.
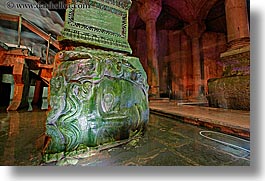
[149,101,250,140]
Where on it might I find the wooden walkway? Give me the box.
[0,13,60,110]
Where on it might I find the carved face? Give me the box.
[45,49,149,154]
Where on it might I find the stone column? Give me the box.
[184,22,206,99]
[225,0,249,49]
[207,0,250,110]
[137,0,161,98]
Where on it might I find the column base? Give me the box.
[208,44,250,110]
[227,37,250,50]
[148,86,160,99]
[45,48,149,154]
[207,75,250,110]
[220,45,250,77]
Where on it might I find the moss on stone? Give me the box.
[207,75,250,110]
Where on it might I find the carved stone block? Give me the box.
[207,43,250,110]
[207,75,250,110]
[220,46,250,77]
[59,0,132,53]
[45,48,149,154]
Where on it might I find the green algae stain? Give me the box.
[44,48,149,157]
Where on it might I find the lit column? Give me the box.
[137,0,162,98]
[184,22,206,99]
[225,0,249,49]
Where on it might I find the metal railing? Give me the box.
[0,13,60,51]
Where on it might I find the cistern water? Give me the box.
[0,108,250,166]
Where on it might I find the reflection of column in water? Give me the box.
[31,112,46,157]
[27,86,35,111]
[1,74,14,105]
[41,87,48,110]
[10,84,14,104]
[3,112,20,165]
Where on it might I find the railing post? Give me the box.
[17,14,22,47]
[46,34,51,64]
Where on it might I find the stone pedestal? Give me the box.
[207,0,250,110]
[44,0,149,155]
[207,46,250,110]
[208,75,249,110]
[45,48,149,153]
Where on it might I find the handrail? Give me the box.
[0,13,60,50]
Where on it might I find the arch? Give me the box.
[197,0,220,21]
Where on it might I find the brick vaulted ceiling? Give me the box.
[129,0,227,33]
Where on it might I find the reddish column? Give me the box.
[137,0,162,98]
[225,0,250,49]
[184,22,206,99]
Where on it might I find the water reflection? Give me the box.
[0,109,46,165]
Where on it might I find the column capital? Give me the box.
[137,0,162,23]
[184,21,206,39]
[227,37,250,49]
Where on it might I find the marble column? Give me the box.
[137,0,161,98]
[184,22,206,99]
[225,0,250,49]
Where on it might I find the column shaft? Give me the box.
[184,22,205,99]
[146,20,160,97]
[191,37,202,98]
[225,0,249,49]
[137,0,162,98]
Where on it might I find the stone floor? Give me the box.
[0,104,250,166]
[149,101,250,140]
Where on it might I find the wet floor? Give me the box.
[0,108,46,166]
[0,107,250,166]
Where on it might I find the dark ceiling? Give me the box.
[205,0,226,33]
